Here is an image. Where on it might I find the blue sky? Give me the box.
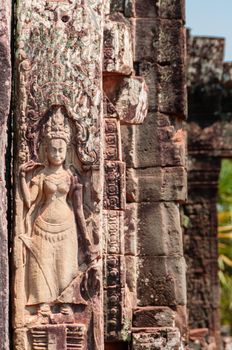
[186,0,232,61]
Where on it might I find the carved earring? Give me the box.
[43,148,49,167]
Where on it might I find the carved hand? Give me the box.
[19,160,42,177]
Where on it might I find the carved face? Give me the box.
[47,139,67,166]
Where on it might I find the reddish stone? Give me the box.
[0,1,11,349]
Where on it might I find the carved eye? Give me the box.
[61,15,70,23]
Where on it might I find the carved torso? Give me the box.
[38,170,73,225]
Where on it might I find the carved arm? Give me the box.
[19,161,40,209]
[70,176,91,247]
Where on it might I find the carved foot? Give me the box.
[38,303,52,317]
[85,245,100,264]
[60,304,73,316]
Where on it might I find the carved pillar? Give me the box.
[185,35,226,349]
[0,1,11,348]
[103,8,148,343]
[184,155,221,348]
[13,1,104,349]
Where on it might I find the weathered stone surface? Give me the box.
[121,112,186,168]
[104,255,126,340]
[157,63,187,117]
[136,62,187,118]
[187,121,232,158]
[14,0,104,348]
[133,307,175,328]
[104,118,121,161]
[0,1,11,349]
[103,8,150,342]
[103,211,125,255]
[104,76,148,125]
[125,0,156,18]
[125,255,137,298]
[175,305,188,341]
[125,0,185,20]
[104,161,126,210]
[137,256,187,307]
[126,167,187,203]
[137,202,183,257]
[136,61,157,111]
[130,18,187,117]
[115,77,148,125]
[7,0,187,347]
[185,32,229,348]
[110,0,124,13]
[124,203,137,256]
[222,62,232,86]
[132,328,182,349]
[133,19,185,64]
[104,18,133,75]
[188,36,225,87]
[157,0,185,20]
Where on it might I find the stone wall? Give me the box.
[0,0,188,348]
[115,0,188,348]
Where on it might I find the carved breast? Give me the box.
[39,173,73,224]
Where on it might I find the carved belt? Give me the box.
[35,215,74,233]
[33,215,76,242]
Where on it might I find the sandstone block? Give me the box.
[175,305,188,338]
[110,0,124,13]
[188,36,224,86]
[104,118,121,161]
[125,0,156,18]
[115,77,148,125]
[137,61,157,111]
[157,63,187,117]
[125,255,137,297]
[137,202,183,256]
[124,203,137,256]
[103,210,125,255]
[126,167,187,203]
[158,0,185,20]
[121,112,186,168]
[104,19,133,75]
[104,161,126,210]
[132,329,182,349]
[125,0,185,20]
[133,19,185,64]
[133,307,175,328]
[157,20,185,64]
[137,256,186,306]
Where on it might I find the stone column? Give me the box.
[119,0,188,348]
[184,155,221,349]
[186,35,226,349]
[0,1,11,349]
[13,0,104,348]
[103,6,148,343]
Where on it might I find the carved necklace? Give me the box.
[44,171,69,187]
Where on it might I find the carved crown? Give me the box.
[45,108,70,143]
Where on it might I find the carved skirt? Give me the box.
[26,215,78,305]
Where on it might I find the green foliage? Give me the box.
[218,159,232,327]
[218,159,232,207]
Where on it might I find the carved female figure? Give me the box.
[19,108,90,306]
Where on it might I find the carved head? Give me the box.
[47,138,67,166]
[44,107,71,166]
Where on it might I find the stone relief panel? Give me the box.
[13,0,104,349]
